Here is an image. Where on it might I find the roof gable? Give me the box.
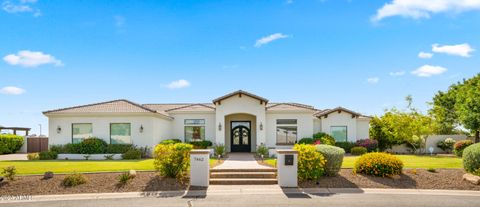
[212,90,269,104]
[315,107,369,118]
[267,103,317,112]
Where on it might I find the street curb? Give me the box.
[1,187,479,203]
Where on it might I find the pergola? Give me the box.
[0,126,31,136]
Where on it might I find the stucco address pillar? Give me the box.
[276,149,298,187]
[190,149,210,187]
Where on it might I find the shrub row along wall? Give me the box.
[387,135,468,154]
[0,134,24,155]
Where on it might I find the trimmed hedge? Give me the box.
[0,134,24,155]
[122,149,142,160]
[316,144,345,176]
[39,151,58,160]
[354,152,403,177]
[463,143,480,176]
[294,144,326,180]
[351,146,367,155]
[50,142,134,154]
[335,141,355,153]
[453,140,474,157]
[78,137,108,154]
[188,140,213,149]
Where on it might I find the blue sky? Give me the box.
[1,0,480,135]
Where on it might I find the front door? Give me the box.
[231,121,251,152]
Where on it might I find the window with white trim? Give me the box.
[185,119,205,142]
[276,119,297,145]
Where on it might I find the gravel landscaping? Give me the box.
[0,171,188,195]
[300,169,480,191]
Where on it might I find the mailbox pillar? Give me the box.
[276,149,298,187]
[190,149,210,187]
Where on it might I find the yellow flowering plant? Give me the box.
[293,144,326,181]
[353,152,403,177]
[153,143,193,179]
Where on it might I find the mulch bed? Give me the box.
[300,169,480,191]
[0,172,188,196]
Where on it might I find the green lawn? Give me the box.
[342,155,463,169]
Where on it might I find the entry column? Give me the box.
[276,149,298,187]
[190,149,210,187]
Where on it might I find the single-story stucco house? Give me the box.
[43,90,371,153]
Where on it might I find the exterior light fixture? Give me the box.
[218,123,222,131]
[140,125,144,133]
[260,122,263,131]
[56,126,62,134]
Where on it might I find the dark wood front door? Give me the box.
[231,121,251,152]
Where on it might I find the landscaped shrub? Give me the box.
[78,137,108,154]
[298,138,314,145]
[122,149,142,160]
[313,132,336,146]
[316,144,345,176]
[462,143,480,176]
[62,173,87,187]
[61,143,82,154]
[213,144,225,157]
[256,144,269,157]
[354,152,403,177]
[160,139,182,145]
[39,151,58,160]
[335,141,355,153]
[437,138,456,153]
[27,153,40,160]
[293,144,326,181]
[0,134,24,155]
[188,140,213,149]
[154,143,193,178]
[453,140,474,157]
[106,144,134,154]
[49,145,69,154]
[355,139,378,152]
[2,166,17,181]
[350,146,367,155]
[118,172,134,184]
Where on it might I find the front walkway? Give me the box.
[213,153,272,169]
[0,153,28,161]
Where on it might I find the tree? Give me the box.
[429,89,458,134]
[455,75,480,142]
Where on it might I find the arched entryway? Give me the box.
[225,113,256,152]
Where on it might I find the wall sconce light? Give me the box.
[218,123,222,131]
[260,122,263,131]
[56,126,62,134]
[139,125,144,133]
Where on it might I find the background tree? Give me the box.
[429,89,458,134]
[455,75,480,142]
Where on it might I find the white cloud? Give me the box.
[367,77,380,84]
[418,51,433,59]
[389,71,406,76]
[432,43,474,57]
[411,65,447,77]
[166,79,190,89]
[286,0,293,4]
[2,0,41,17]
[254,33,289,48]
[3,50,63,67]
[0,86,25,95]
[372,0,480,22]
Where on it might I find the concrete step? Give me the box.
[210,168,277,173]
[211,172,276,179]
[210,178,278,185]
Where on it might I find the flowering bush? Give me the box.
[453,140,474,157]
[316,144,345,176]
[463,143,480,176]
[354,152,403,177]
[350,146,367,155]
[298,138,314,145]
[153,143,193,179]
[313,132,335,146]
[437,138,456,153]
[293,144,326,180]
[355,139,378,152]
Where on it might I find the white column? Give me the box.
[276,149,298,187]
[190,150,210,187]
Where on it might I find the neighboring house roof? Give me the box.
[266,103,318,112]
[314,107,370,118]
[212,90,269,104]
[43,99,172,118]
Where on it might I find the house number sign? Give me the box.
[194,157,204,162]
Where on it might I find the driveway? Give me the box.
[0,154,28,161]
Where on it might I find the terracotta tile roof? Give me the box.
[266,103,317,111]
[43,99,172,118]
[212,90,269,104]
[314,107,370,118]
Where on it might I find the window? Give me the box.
[185,119,205,142]
[276,119,297,145]
[110,123,131,144]
[331,126,347,142]
[72,123,92,143]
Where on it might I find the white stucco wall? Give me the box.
[266,112,314,148]
[169,112,216,143]
[313,118,321,134]
[320,112,358,142]
[214,95,266,148]
[356,118,370,140]
[47,113,171,149]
